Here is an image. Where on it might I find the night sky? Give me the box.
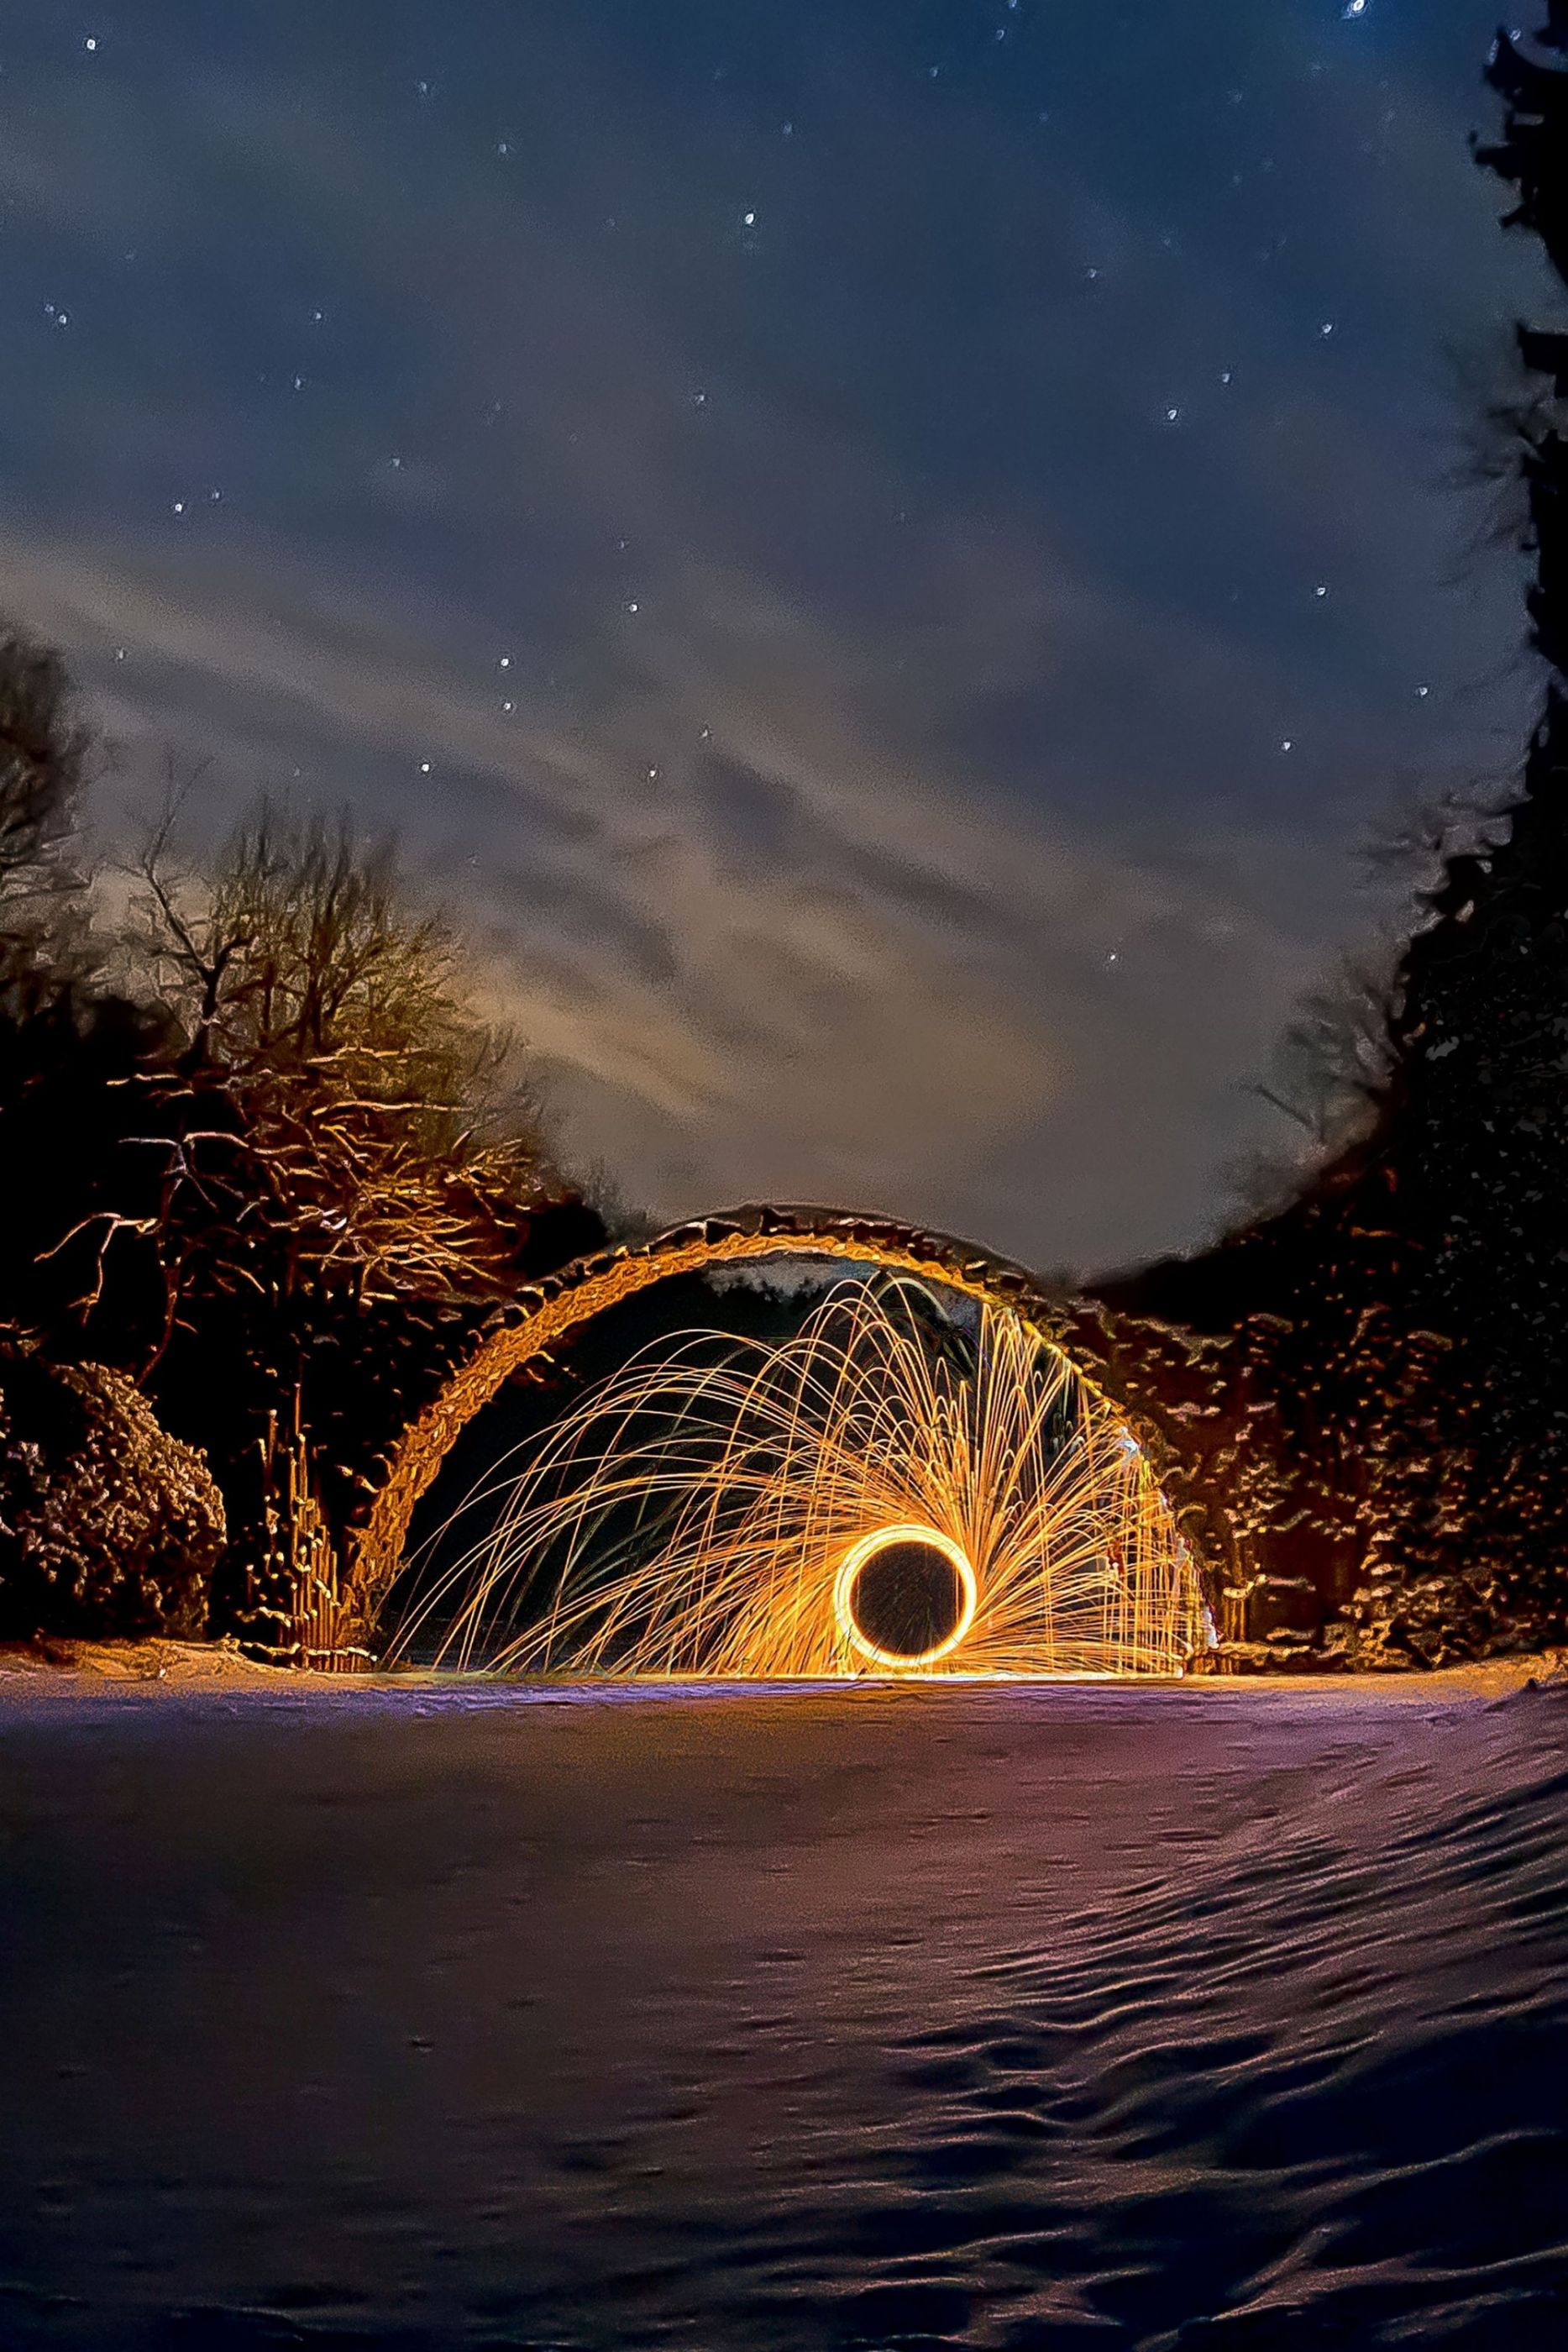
[0,2,1551,1273]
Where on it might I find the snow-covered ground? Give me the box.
[2,1674,1565,2346]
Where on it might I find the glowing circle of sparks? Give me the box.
[387,1275,1203,1680]
[833,1523,979,1670]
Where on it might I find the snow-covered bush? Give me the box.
[0,1350,224,1638]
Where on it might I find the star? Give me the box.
[1,0,1514,1294]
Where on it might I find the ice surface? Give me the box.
[2,1679,1565,2347]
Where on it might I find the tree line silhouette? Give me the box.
[1075,7,1568,1665]
[0,677,601,1650]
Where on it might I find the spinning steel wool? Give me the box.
[391,1278,1200,1677]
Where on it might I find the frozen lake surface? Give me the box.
[2,1677,1567,2348]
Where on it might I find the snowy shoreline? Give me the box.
[3,1635,1564,1706]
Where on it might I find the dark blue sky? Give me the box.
[0,1,1550,1268]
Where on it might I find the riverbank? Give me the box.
[3,1634,1564,1704]
[0,1636,296,1691]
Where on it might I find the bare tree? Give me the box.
[0,627,93,1000]
[115,795,564,1315]
[1232,948,1402,1216]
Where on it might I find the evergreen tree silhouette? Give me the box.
[1082,11,1568,1662]
[1391,8,1568,1428]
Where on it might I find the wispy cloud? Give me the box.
[0,517,1345,1269]
[0,0,1537,1268]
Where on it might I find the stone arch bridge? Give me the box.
[337,1203,1225,1653]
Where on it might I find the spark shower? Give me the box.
[389,1278,1203,1678]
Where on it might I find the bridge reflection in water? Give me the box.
[369,1211,1203,1680]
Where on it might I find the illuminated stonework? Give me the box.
[341,1205,1211,1670]
[364,1235,1204,1677]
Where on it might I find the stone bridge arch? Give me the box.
[338,1204,1220,1652]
